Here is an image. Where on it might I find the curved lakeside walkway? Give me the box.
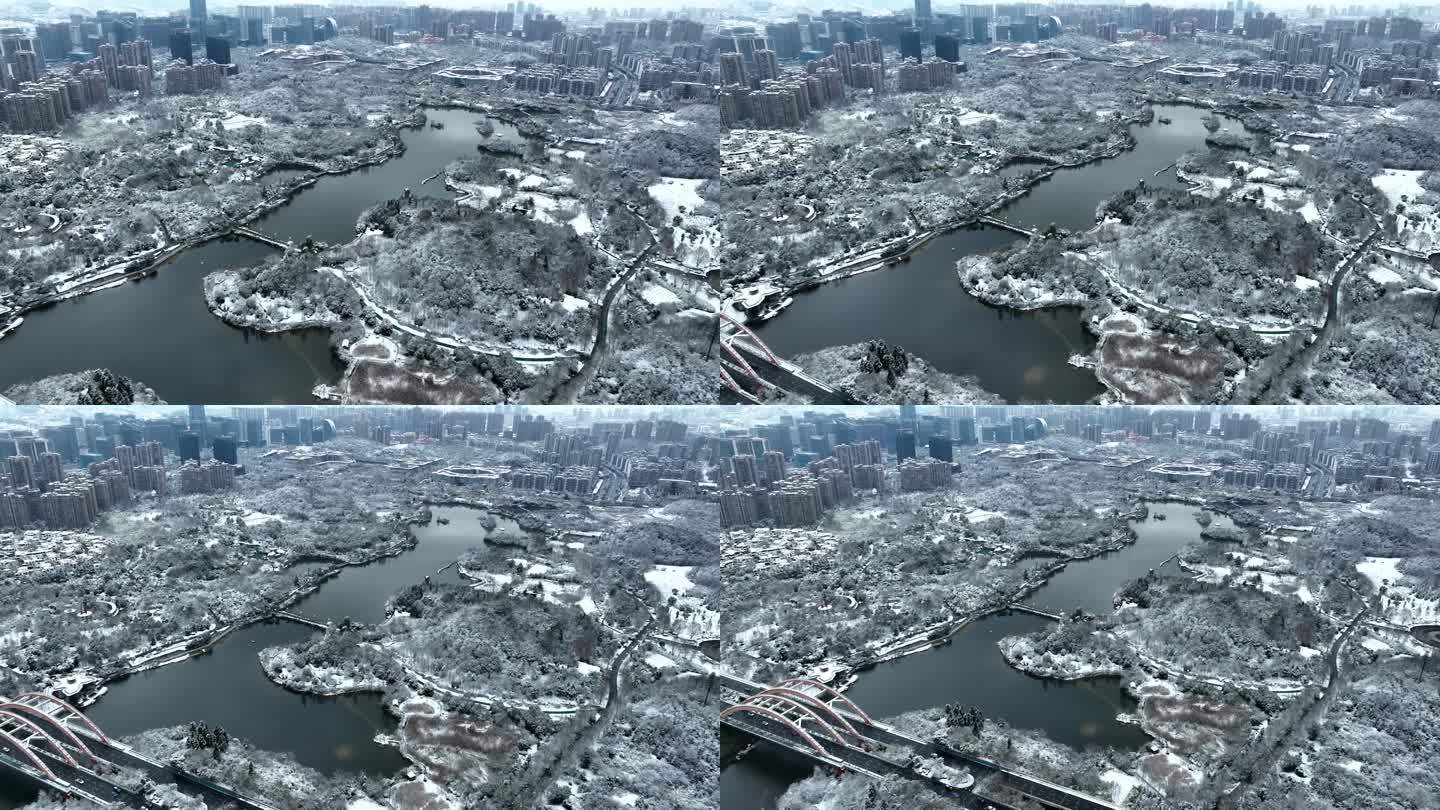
[0,106,539,402]
[751,103,1250,404]
[723,501,1247,809]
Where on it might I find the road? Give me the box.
[1213,606,1368,810]
[1245,224,1381,404]
[548,210,661,404]
[506,615,657,808]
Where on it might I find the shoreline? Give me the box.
[839,504,1148,673]
[740,105,1152,314]
[76,507,432,699]
[818,496,1256,678]
[735,103,1292,404]
[0,108,435,343]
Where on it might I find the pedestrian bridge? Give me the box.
[231,227,290,250]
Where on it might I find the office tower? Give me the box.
[969,16,990,42]
[7,456,36,490]
[178,431,202,462]
[765,21,803,59]
[915,0,932,24]
[118,39,151,69]
[36,23,70,63]
[8,49,41,84]
[934,33,960,62]
[719,51,746,85]
[896,429,917,462]
[211,436,239,466]
[190,0,208,34]
[205,35,230,65]
[38,451,64,485]
[754,48,779,81]
[928,435,953,462]
[900,28,923,61]
[169,31,194,64]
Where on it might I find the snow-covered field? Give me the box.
[647,178,705,220]
[1358,556,1440,625]
[640,283,681,307]
[645,564,718,639]
[648,176,720,268]
[1372,169,1440,253]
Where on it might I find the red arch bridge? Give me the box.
[0,692,111,781]
[719,673,1122,810]
[0,693,281,810]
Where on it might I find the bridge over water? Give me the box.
[720,673,1122,810]
[231,227,291,251]
[1007,603,1065,621]
[976,215,1041,238]
[0,692,282,809]
[718,314,856,405]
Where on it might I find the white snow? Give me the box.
[1368,266,1405,285]
[1293,275,1320,291]
[239,509,285,526]
[647,177,705,221]
[568,207,593,235]
[645,653,677,669]
[644,565,695,597]
[347,801,387,810]
[195,113,268,132]
[560,294,590,313]
[577,661,602,676]
[640,283,681,307]
[964,508,1007,524]
[1356,557,1403,590]
[1372,169,1426,209]
[954,109,1002,126]
[1101,769,1143,803]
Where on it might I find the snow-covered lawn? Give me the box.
[1356,557,1403,590]
[954,109,1003,126]
[239,509,285,527]
[1368,265,1405,285]
[1101,768,1143,803]
[1372,169,1426,208]
[644,565,694,597]
[647,177,705,220]
[1372,169,1440,253]
[644,653,677,669]
[640,283,681,307]
[195,113,268,131]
